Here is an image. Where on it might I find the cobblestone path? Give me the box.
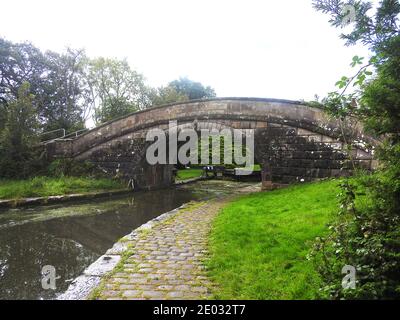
[92,199,229,300]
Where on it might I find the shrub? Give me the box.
[310,146,400,299]
[47,159,100,178]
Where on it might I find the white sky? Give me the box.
[0,0,372,101]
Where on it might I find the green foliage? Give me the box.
[196,135,251,166]
[176,168,203,181]
[0,39,89,133]
[0,38,219,182]
[0,38,219,130]
[207,180,339,299]
[0,176,124,200]
[147,85,188,106]
[169,77,216,100]
[0,38,46,106]
[315,55,375,120]
[0,82,42,178]
[40,48,89,132]
[312,0,400,50]
[148,77,216,106]
[89,57,150,124]
[310,160,400,299]
[46,159,100,178]
[312,0,400,299]
[360,36,400,140]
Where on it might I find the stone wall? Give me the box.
[49,98,378,158]
[45,98,379,190]
[84,138,174,191]
[254,124,376,186]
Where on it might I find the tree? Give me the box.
[40,48,90,133]
[0,102,6,132]
[310,0,400,299]
[0,38,46,105]
[148,77,217,106]
[147,85,188,106]
[169,77,216,100]
[313,0,400,50]
[0,82,40,178]
[360,36,400,140]
[0,38,91,133]
[88,57,149,124]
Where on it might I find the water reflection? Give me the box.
[0,180,255,300]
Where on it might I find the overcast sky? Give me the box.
[0,0,372,101]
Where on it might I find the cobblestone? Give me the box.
[93,200,228,300]
[90,183,260,300]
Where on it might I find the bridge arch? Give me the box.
[46,98,378,190]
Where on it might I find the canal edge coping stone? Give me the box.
[56,202,191,300]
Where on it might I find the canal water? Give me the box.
[0,180,256,300]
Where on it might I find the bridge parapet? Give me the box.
[51,98,375,157]
[45,98,378,190]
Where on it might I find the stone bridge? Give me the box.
[46,98,378,190]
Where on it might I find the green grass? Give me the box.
[176,168,203,181]
[207,179,340,300]
[0,176,125,200]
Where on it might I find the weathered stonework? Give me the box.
[45,98,379,189]
[86,138,174,191]
[254,125,374,185]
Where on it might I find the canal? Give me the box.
[0,180,256,300]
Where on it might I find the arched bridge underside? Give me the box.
[46,98,379,190]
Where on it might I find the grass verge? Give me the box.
[176,168,203,181]
[0,176,125,200]
[207,179,340,299]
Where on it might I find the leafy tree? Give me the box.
[0,38,46,105]
[88,57,149,124]
[0,102,6,132]
[169,77,216,100]
[0,38,219,178]
[310,0,400,299]
[147,85,188,106]
[40,48,90,133]
[360,36,400,140]
[148,77,217,106]
[313,0,400,49]
[0,82,41,178]
[0,38,91,133]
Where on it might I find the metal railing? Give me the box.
[40,128,88,144]
[40,128,66,143]
[63,128,88,139]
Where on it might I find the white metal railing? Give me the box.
[40,128,88,144]
[40,128,66,143]
[63,128,88,139]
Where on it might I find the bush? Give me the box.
[310,146,400,299]
[47,159,101,178]
[311,0,400,300]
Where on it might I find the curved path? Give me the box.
[89,184,259,300]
